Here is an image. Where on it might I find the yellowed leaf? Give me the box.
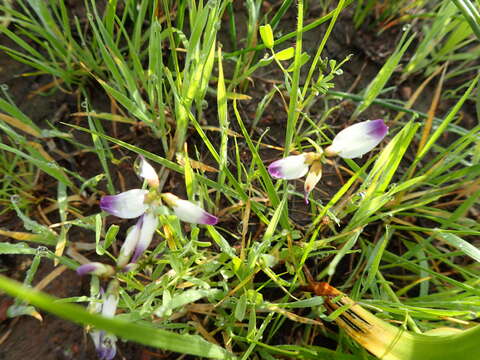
[0,113,41,137]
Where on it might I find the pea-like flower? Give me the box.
[89,281,119,360]
[267,120,388,203]
[99,156,218,266]
[100,189,149,219]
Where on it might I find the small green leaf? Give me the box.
[259,24,274,49]
[274,47,294,60]
[234,294,247,321]
[104,224,120,250]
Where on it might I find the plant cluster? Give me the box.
[0,1,479,360]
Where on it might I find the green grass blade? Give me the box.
[453,0,480,41]
[353,31,415,118]
[0,275,233,359]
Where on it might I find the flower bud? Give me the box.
[76,262,114,277]
[135,155,159,188]
[304,160,322,204]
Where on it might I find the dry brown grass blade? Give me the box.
[70,112,135,124]
[176,153,219,173]
[0,113,41,137]
[417,64,448,156]
[392,64,446,126]
[33,265,68,291]
[27,77,68,99]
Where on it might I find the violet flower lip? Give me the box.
[100,189,149,219]
[76,262,113,277]
[267,154,309,180]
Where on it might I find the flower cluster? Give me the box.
[77,120,388,360]
[77,156,218,274]
[268,120,388,203]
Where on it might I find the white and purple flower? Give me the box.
[100,157,218,267]
[91,331,117,360]
[89,281,119,360]
[130,212,159,263]
[100,189,149,219]
[267,120,388,203]
[325,119,388,159]
[76,262,114,277]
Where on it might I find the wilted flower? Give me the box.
[303,160,322,204]
[325,119,388,159]
[100,156,218,267]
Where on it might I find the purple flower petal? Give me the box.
[120,263,138,272]
[326,119,388,159]
[267,154,309,180]
[367,119,388,139]
[202,212,219,225]
[94,331,117,360]
[100,189,148,219]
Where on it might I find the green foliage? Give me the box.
[0,0,479,359]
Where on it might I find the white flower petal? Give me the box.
[101,293,118,318]
[136,156,159,187]
[117,219,142,267]
[131,212,159,262]
[90,330,102,349]
[100,189,148,219]
[268,154,309,180]
[327,119,388,159]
